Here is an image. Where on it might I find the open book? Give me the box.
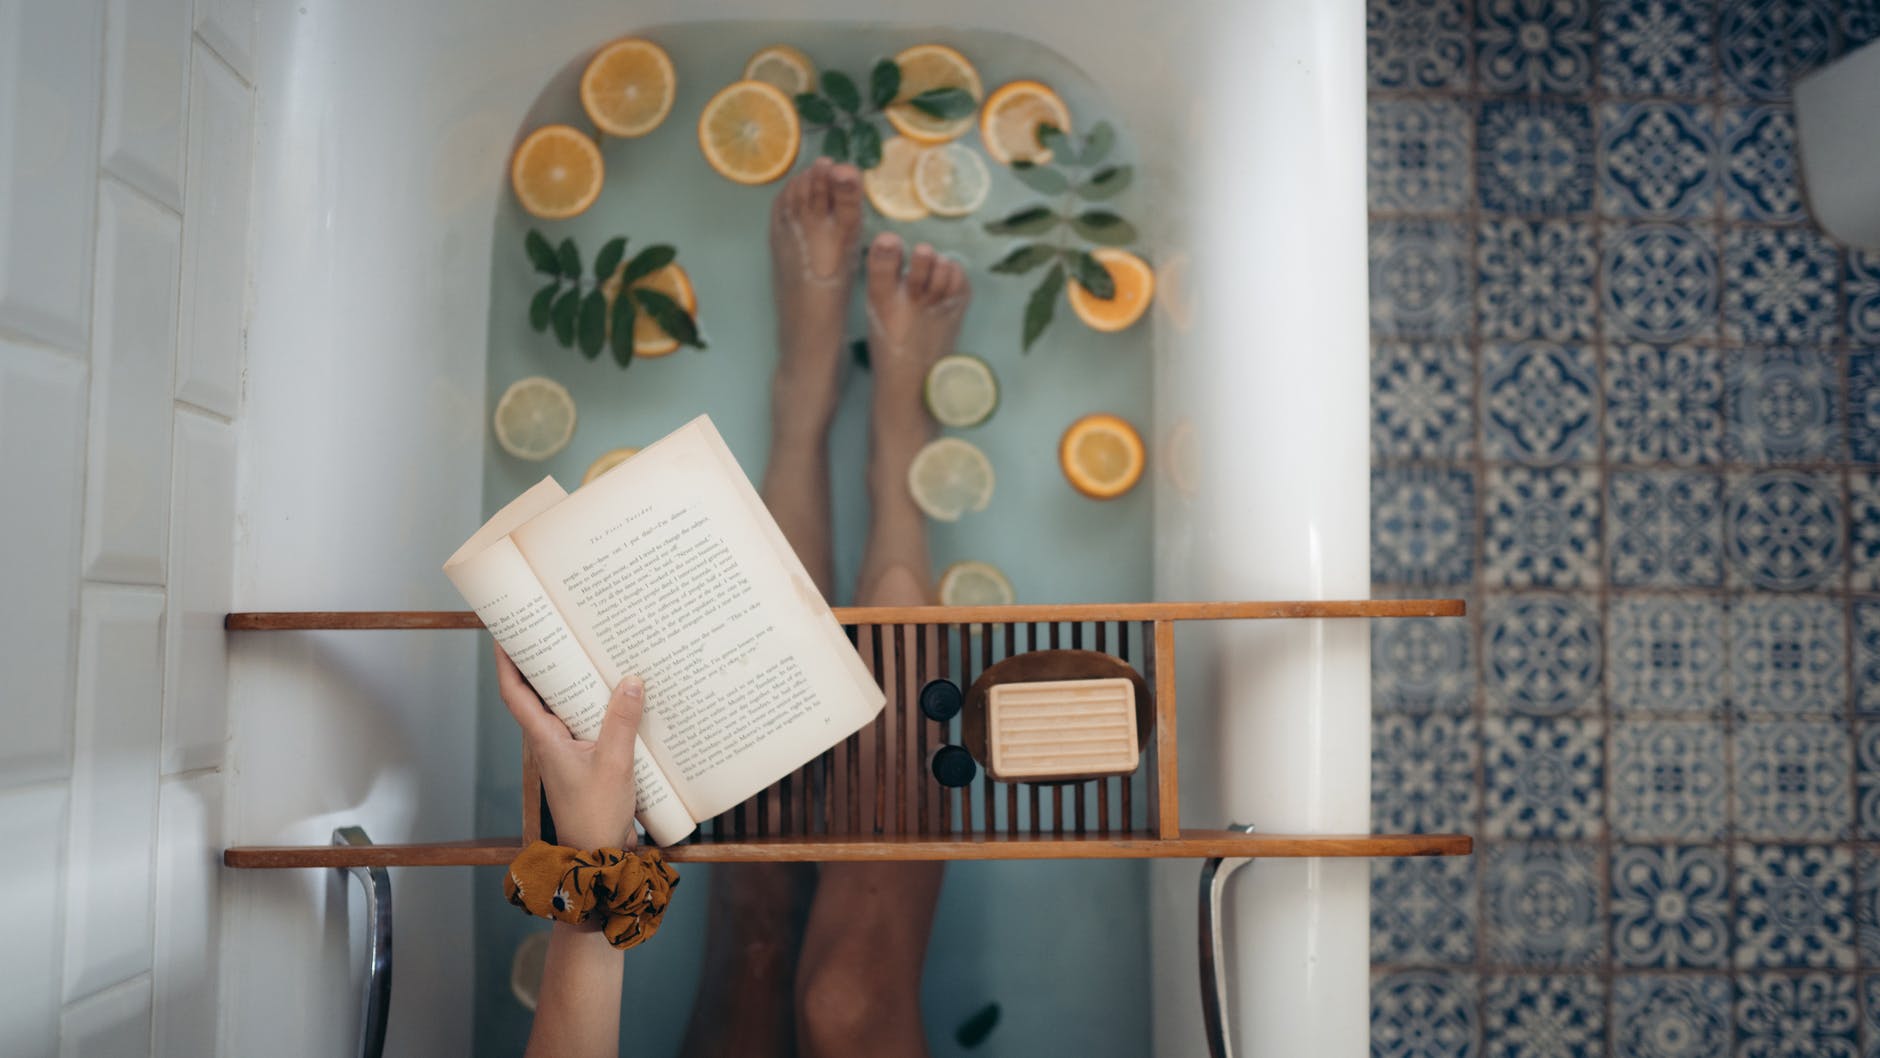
[444,415,884,846]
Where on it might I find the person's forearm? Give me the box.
[525,923,625,1058]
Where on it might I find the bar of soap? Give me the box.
[985,677,1140,782]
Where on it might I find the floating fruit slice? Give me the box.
[912,142,991,217]
[494,376,577,461]
[1059,413,1144,499]
[509,125,603,219]
[698,80,801,185]
[979,80,1072,165]
[938,560,1015,606]
[580,38,677,138]
[743,44,816,97]
[907,436,994,521]
[884,44,983,144]
[1067,248,1155,333]
[923,354,999,427]
[604,261,698,357]
[582,446,640,485]
[511,931,549,1012]
[862,135,930,220]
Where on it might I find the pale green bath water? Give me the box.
[474,22,1155,1057]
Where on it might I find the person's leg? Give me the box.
[679,157,864,1058]
[796,232,967,1058]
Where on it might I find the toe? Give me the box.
[830,164,863,233]
[906,243,937,296]
[778,167,808,219]
[808,157,833,215]
[935,257,968,303]
[866,231,904,302]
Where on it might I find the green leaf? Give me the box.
[1010,161,1068,195]
[794,92,836,126]
[1071,210,1138,245]
[550,288,580,347]
[822,70,860,114]
[528,282,559,331]
[633,288,705,349]
[989,243,1057,274]
[869,58,900,109]
[1079,121,1115,166]
[1068,250,1116,300]
[1077,165,1133,200]
[593,236,626,282]
[524,230,559,274]
[850,121,883,170]
[621,244,676,285]
[983,205,1059,237]
[556,238,580,279]
[577,290,607,358]
[954,1002,1001,1049]
[609,294,636,368]
[908,86,977,120]
[821,124,850,162]
[1022,263,1065,351]
[1037,124,1072,162]
[850,337,870,370]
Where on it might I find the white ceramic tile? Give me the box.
[151,772,221,1058]
[174,47,251,418]
[60,975,152,1058]
[192,0,254,85]
[162,411,234,775]
[83,183,180,585]
[0,0,105,352]
[63,587,165,1003]
[0,783,70,1058]
[0,345,88,788]
[100,0,191,209]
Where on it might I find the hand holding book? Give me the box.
[495,644,645,851]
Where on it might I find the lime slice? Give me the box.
[923,354,999,428]
[912,143,991,217]
[906,436,994,521]
[493,376,576,461]
[938,560,1014,606]
[581,446,639,485]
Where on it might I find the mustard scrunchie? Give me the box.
[504,840,680,950]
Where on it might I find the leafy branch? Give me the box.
[524,229,703,368]
[792,57,978,169]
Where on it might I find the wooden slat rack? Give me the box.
[223,600,1471,869]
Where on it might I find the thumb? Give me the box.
[595,675,645,769]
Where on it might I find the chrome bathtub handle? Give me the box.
[1197,822,1258,1058]
[334,826,393,1058]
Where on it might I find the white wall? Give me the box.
[0,0,257,1055]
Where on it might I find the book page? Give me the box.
[513,416,883,823]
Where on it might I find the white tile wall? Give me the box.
[151,772,223,1058]
[162,411,235,775]
[173,47,251,418]
[99,0,191,210]
[0,783,70,1058]
[192,0,255,86]
[59,975,152,1058]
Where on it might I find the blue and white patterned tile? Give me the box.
[1724,470,1845,591]
[1485,594,1602,716]
[1598,101,1716,219]
[1851,471,1880,591]
[1726,347,1844,462]
[1373,219,1473,339]
[1373,466,1476,585]
[1481,975,1603,1058]
[1598,0,1715,96]
[1847,1,1880,50]
[1484,716,1603,839]
[1719,0,1839,100]
[1612,975,1732,1058]
[1374,605,1476,714]
[1734,844,1855,968]
[1485,467,1600,589]
[1857,602,1880,716]
[1370,99,1473,214]
[1611,844,1730,968]
[1608,595,1726,715]
[1867,977,1880,1058]
[1476,100,1592,216]
[1850,348,1880,462]
[1368,0,1472,91]
[1478,219,1597,342]
[1373,856,1476,965]
[1475,0,1594,94]
[1485,843,1603,966]
[1374,713,1480,833]
[1607,470,1724,588]
[1730,596,1848,715]
[1858,725,1880,838]
[1374,341,1476,461]
[1482,342,1598,464]
[1604,344,1724,465]
[1733,721,1852,839]
[1737,972,1858,1058]
[1858,848,1880,962]
[1849,251,1880,344]
[1602,225,1719,343]
[1723,226,1841,347]
[1373,969,1480,1058]
[1724,106,1804,222]
[1610,721,1726,839]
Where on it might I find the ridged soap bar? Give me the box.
[985,677,1140,781]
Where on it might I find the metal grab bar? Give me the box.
[334,826,393,1058]
[1197,822,1258,1058]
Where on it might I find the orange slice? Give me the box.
[980,80,1072,165]
[698,80,800,185]
[1067,248,1154,333]
[884,44,983,144]
[862,136,930,221]
[744,44,816,97]
[582,447,639,484]
[1059,413,1144,500]
[602,261,696,357]
[509,125,603,219]
[580,38,676,138]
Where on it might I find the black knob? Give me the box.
[919,678,963,722]
[930,744,977,788]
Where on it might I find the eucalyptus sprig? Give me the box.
[981,122,1140,351]
[524,229,704,368]
[792,57,978,170]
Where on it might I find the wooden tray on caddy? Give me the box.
[221,600,1473,869]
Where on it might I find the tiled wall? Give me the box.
[0,0,255,1055]
[1365,0,1880,1054]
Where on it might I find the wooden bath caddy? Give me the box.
[222,600,1472,869]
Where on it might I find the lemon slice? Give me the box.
[1059,413,1144,499]
[923,354,998,427]
[580,38,676,138]
[582,446,639,484]
[511,931,549,1011]
[907,437,994,521]
[884,44,983,144]
[509,125,603,219]
[938,560,1014,606]
[493,376,576,462]
[912,143,990,217]
[744,44,815,97]
[980,80,1072,165]
[863,135,930,221]
[697,80,801,185]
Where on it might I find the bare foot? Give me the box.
[769,157,863,434]
[864,232,970,483]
